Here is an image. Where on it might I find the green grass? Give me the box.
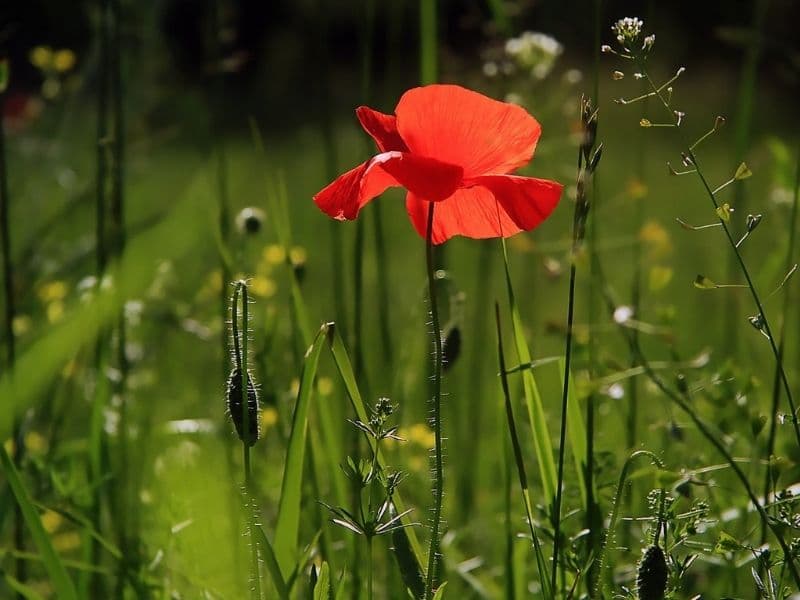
[1,9,800,599]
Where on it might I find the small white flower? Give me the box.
[613,305,634,324]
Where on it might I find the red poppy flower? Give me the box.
[313,84,563,244]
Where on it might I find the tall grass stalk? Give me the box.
[551,98,600,595]
[594,259,800,589]
[763,143,800,534]
[634,61,800,451]
[231,281,262,600]
[419,0,437,85]
[424,202,445,599]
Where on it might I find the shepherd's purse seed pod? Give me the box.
[226,367,260,446]
[637,545,668,600]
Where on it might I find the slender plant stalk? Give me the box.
[762,143,800,537]
[424,202,444,599]
[637,63,800,451]
[232,282,262,600]
[419,0,437,85]
[552,99,599,596]
[593,259,800,589]
[495,304,551,599]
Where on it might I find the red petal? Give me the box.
[314,152,463,221]
[356,106,408,152]
[405,175,563,244]
[395,85,541,178]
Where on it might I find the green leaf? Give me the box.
[312,562,330,600]
[0,446,78,600]
[559,358,588,508]
[713,531,743,555]
[253,524,290,600]
[274,324,328,574]
[693,275,717,289]
[734,162,752,180]
[432,582,448,599]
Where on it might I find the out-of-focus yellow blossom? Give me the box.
[25,432,47,454]
[30,46,54,69]
[626,178,648,201]
[53,531,82,552]
[41,509,64,533]
[264,244,286,265]
[38,280,68,303]
[53,49,76,73]
[318,377,333,396]
[639,220,672,259]
[47,301,65,323]
[12,314,32,336]
[249,275,276,298]
[289,246,307,266]
[261,406,278,431]
[649,266,674,292]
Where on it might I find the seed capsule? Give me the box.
[226,368,260,446]
[637,545,668,600]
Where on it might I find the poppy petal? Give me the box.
[314,152,463,221]
[405,175,562,244]
[356,106,408,152]
[470,174,563,231]
[395,84,541,178]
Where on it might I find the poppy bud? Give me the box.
[637,545,668,600]
[226,367,260,446]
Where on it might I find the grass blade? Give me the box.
[253,524,290,600]
[274,323,329,573]
[0,445,78,600]
[501,240,557,504]
[326,326,427,578]
[558,358,588,508]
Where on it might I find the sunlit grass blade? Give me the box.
[3,574,45,600]
[495,303,551,600]
[0,445,78,600]
[312,561,330,600]
[558,358,588,508]
[274,323,328,573]
[253,523,290,600]
[500,240,557,504]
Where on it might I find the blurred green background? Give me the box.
[2,1,800,598]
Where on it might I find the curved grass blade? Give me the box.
[274,323,328,573]
[253,524,289,600]
[0,446,78,600]
[501,240,557,504]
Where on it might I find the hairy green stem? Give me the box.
[232,282,261,599]
[424,202,444,599]
[594,260,800,589]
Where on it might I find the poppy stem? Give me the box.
[424,201,444,599]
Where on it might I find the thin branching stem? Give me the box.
[424,202,444,600]
[594,260,800,588]
[639,65,800,450]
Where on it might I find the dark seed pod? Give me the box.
[226,368,260,446]
[637,545,668,600]
[442,325,461,372]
